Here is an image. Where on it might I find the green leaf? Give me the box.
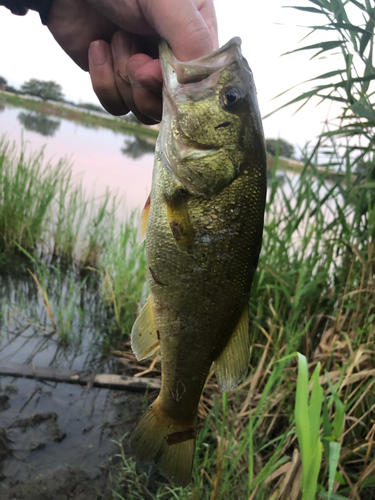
[348,0,367,12]
[286,6,325,14]
[328,441,341,497]
[330,0,350,24]
[324,373,345,440]
[319,492,348,500]
[345,52,354,101]
[308,69,346,81]
[309,365,323,446]
[334,472,346,485]
[295,353,310,474]
[360,20,374,56]
[332,22,369,35]
[309,0,330,10]
[303,439,322,500]
[350,101,375,121]
[282,40,345,57]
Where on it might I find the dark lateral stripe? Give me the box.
[166,427,195,446]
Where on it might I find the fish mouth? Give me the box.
[160,37,243,90]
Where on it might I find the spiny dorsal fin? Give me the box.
[214,305,250,392]
[131,295,159,360]
[166,191,194,254]
[138,194,151,244]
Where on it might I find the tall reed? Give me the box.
[0,137,68,255]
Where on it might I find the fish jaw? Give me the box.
[159,37,243,88]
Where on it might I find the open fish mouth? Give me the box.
[160,37,243,89]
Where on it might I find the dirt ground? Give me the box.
[0,377,145,500]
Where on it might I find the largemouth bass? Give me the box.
[131,37,267,486]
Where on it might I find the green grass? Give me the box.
[0,137,69,255]
[100,213,148,336]
[0,138,147,346]
[105,149,374,500]
[1,128,374,499]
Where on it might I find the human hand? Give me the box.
[47,0,218,124]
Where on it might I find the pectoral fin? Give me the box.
[138,194,151,244]
[214,305,250,392]
[131,295,160,360]
[166,192,194,254]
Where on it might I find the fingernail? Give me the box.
[112,31,130,60]
[90,41,108,66]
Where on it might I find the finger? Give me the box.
[48,0,118,70]
[193,0,219,50]
[88,0,156,35]
[127,56,162,122]
[89,40,130,116]
[111,32,160,124]
[88,0,217,61]
[140,0,216,61]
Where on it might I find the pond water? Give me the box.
[0,103,155,213]
[0,104,157,497]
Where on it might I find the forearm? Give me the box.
[0,0,53,24]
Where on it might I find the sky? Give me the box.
[0,0,343,152]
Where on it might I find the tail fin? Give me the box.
[131,398,197,487]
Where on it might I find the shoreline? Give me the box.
[0,90,159,141]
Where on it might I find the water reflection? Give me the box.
[0,105,154,210]
[0,266,114,372]
[121,136,155,159]
[17,111,61,137]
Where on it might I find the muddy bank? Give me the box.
[0,376,146,499]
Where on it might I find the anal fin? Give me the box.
[131,294,160,360]
[214,305,250,392]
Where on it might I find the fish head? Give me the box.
[159,38,266,197]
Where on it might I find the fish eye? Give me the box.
[221,87,242,109]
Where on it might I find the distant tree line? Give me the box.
[0,76,104,114]
[265,138,295,159]
[2,77,297,146]
[20,79,64,101]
